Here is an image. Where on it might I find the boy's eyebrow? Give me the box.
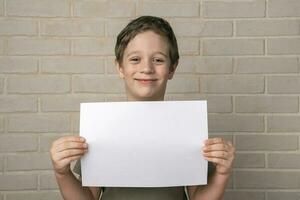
[126,51,139,58]
[126,51,168,58]
[154,52,168,58]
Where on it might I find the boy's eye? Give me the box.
[129,57,140,62]
[153,58,164,63]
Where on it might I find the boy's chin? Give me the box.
[130,92,165,101]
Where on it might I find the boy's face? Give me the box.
[116,31,177,101]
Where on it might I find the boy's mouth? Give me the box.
[134,78,158,84]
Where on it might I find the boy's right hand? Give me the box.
[50,136,88,176]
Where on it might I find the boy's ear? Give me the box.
[115,60,124,79]
[168,61,178,80]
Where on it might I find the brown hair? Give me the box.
[115,16,179,70]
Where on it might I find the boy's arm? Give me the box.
[187,173,230,200]
[50,136,100,200]
[187,138,235,200]
[55,169,100,200]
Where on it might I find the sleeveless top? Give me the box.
[73,161,215,200]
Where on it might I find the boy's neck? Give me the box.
[127,96,165,101]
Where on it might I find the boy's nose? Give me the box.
[140,60,154,74]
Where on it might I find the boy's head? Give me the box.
[115,16,179,101]
[115,16,179,70]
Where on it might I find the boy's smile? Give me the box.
[116,31,177,101]
[134,78,158,85]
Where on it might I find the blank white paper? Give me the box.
[80,101,208,187]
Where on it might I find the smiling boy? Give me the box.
[50,16,235,200]
[117,30,174,101]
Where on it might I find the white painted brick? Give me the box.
[41,57,105,74]
[0,77,3,93]
[39,135,64,152]
[0,19,37,36]
[200,76,265,94]
[234,153,265,168]
[177,38,199,55]
[171,20,232,37]
[41,20,105,37]
[267,192,300,200]
[207,95,232,113]
[236,135,298,150]
[267,76,300,94]
[235,171,300,189]
[268,116,300,132]
[167,94,232,113]
[0,156,3,171]
[268,153,300,169]
[73,75,124,93]
[7,38,70,56]
[226,176,234,189]
[41,94,105,112]
[105,95,127,102]
[7,153,52,171]
[106,18,132,36]
[235,96,299,113]
[0,56,38,73]
[167,76,199,93]
[268,0,300,17]
[138,2,199,17]
[203,39,264,56]
[0,95,37,112]
[73,38,115,56]
[7,75,70,94]
[0,0,3,16]
[236,20,300,36]
[224,191,265,200]
[0,116,3,133]
[74,0,135,18]
[6,192,62,200]
[236,57,299,74]
[72,113,80,133]
[0,0,299,195]
[0,135,38,152]
[203,0,265,18]
[208,114,264,132]
[8,114,70,133]
[0,174,37,190]
[7,0,69,17]
[0,39,4,55]
[106,57,118,74]
[178,56,232,74]
[40,173,59,190]
[268,38,300,55]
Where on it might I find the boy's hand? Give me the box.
[202,137,235,175]
[50,136,88,176]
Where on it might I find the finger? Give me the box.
[58,155,83,168]
[203,143,229,152]
[226,141,235,154]
[205,157,232,175]
[56,141,88,153]
[54,136,85,146]
[227,140,233,147]
[203,150,229,160]
[204,137,224,145]
[204,157,228,167]
[55,149,88,161]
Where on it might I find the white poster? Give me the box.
[80,101,208,187]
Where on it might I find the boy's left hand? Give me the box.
[202,138,235,175]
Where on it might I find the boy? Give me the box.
[50,16,235,200]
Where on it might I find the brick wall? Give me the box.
[0,0,299,199]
